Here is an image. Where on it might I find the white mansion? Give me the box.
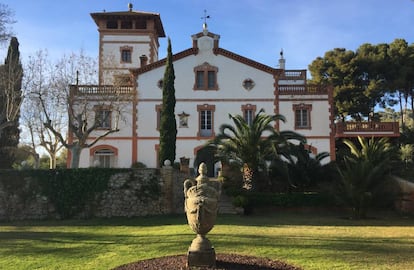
[70,5,335,173]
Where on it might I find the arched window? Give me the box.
[90,145,118,168]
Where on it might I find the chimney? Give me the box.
[278,49,285,70]
[140,54,148,67]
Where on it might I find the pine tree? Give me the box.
[0,37,22,168]
[159,38,177,166]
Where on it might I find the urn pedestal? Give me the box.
[187,235,215,268]
[184,163,220,269]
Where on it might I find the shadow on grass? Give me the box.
[210,233,414,267]
[0,230,192,257]
[216,211,414,227]
[0,211,413,228]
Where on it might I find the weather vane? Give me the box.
[201,9,210,30]
[201,10,210,24]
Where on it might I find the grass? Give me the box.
[0,212,413,270]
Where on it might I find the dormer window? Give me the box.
[193,62,218,90]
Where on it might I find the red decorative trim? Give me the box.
[132,85,138,163]
[193,144,206,156]
[304,144,317,155]
[241,104,257,113]
[241,104,257,122]
[273,74,280,131]
[197,104,216,138]
[89,144,119,156]
[120,46,133,63]
[130,48,199,75]
[214,48,282,75]
[193,62,219,90]
[139,98,274,102]
[292,103,312,130]
[155,104,162,130]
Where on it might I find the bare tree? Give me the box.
[26,50,130,168]
[0,3,15,43]
[21,50,66,168]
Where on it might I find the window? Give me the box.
[135,19,146,29]
[197,104,215,137]
[106,20,118,29]
[121,20,132,29]
[295,109,308,127]
[293,104,312,129]
[90,145,118,168]
[208,71,215,88]
[120,46,133,63]
[95,107,111,129]
[242,78,255,90]
[241,104,256,126]
[94,149,114,168]
[196,71,204,89]
[193,62,218,90]
[200,110,212,136]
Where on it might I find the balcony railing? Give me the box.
[70,85,134,95]
[278,84,329,95]
[335,121,400,138]
[279,70,307,80]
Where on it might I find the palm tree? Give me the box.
[285,143,330,191]
[209,109,305,191]
[336,136,396,219]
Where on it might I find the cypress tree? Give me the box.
[0,37,22,168]
[159,38,177,166]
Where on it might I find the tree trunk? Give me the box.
[70,144,82,168]
[49,153,57,169]
[33,153,40,169]
[399,91,404,128]
[242,163,254,190]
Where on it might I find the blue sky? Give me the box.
[2,0,414,71]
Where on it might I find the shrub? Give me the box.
[131,162,147,168]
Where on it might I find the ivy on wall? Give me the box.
[34,168,120,218]
[0,168,163,219]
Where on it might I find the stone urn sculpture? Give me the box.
[184,162,221,268]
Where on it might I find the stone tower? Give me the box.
[90,3,166,85]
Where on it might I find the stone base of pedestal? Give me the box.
[187,248,216,268]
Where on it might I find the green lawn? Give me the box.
[0,212,413,270]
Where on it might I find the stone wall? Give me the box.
[0,167,188,221]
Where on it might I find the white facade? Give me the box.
[76,7,334,170]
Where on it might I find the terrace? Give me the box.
[70,85,134,96]
[278,84,330,95]
[279,69,307,80]
[335,121,400,138]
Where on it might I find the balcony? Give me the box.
[279,70,307,80]
[335,121,400,138]
[70,85,134,95]
[278,84,330,95]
